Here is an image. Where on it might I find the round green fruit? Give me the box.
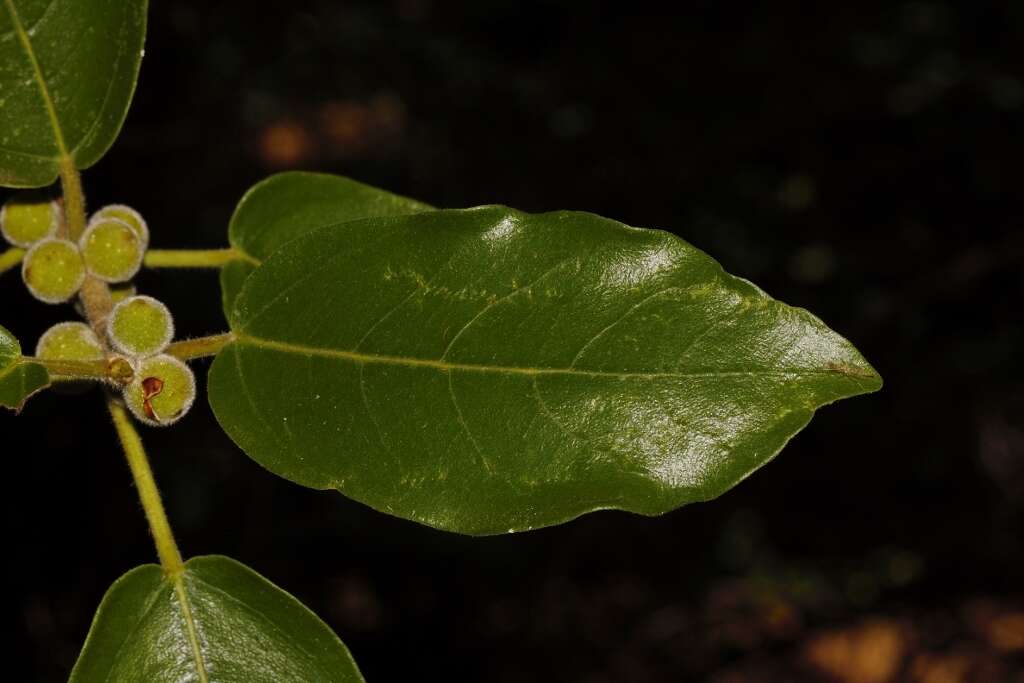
[21,238,86,304]
[90,205,149,249]
[123,354,195,426]
[1,196,60,247]
[80,218,144,283]
[35,322,105,361]
[107,295,174,358]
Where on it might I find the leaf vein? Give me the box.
[448,369,493,473]
[439,255,578,361]
[569,286,683,369]
[235,334,847,381]
[359,361,389,453]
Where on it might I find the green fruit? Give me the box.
[123,354,195,426]
[107,295,174,357]
[80,218,144,283]
[35,322,105,361]
[0,196,60,247]
[90,204,149,248]
[21,238,86,304]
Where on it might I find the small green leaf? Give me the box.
[69,555,365,683]
[209,206,881,535]
[0,323,48,410]
[221,172,432,317]
[0,0,148,187]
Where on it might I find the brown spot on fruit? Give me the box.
[141,376,164,421]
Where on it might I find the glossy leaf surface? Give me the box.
[70,555,364,683]
[221,172,431,315]
[210,206,881,535]
[0,323,47,410]
[0,0,147,187]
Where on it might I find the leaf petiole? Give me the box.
[107,398,185,576]
[144,248,258,269]
[58,156,87,240]
[166,332,235,361]
[31,356,114,382]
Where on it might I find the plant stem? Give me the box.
[145,248,258,268]
[166,332,235,361]
[0,247,24,276]
[79,275,115,338]
[58,156,87,241]
[31,356,113,380]
[55,159,115,335]
[108,398,185,576]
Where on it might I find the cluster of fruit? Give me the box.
[2,196,195,426]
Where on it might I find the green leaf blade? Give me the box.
[0,0,148,187]
[70,555,365,683]
[209,206,880,535]
[0,323,48,410]
[221,171,432,319]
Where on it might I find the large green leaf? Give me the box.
[0,323,47,410]
[221,172,432,317]
[0,0,148,187]
[69,555,365,683]
[209,206,881,535]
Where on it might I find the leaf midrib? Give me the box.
[4,0,70,159]
[172,573,210,683]
[233,333,870,381]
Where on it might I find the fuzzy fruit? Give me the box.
[90,204,148,249]
[107,295,174,358]
[35,322,105,361]
[80,218,144,283]
[123,354,195,426]
[1,196,61,247]
[21,238,86,304]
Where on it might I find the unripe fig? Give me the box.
[123,354,195,426]
[107,295,174,358]
[90,204,148,249]
[35,322,104,361]
[21,238,86,304]
[1,196,61,247]
[79,218,144,282]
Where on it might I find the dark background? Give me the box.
[4,2,1023,681]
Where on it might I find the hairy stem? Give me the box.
[0,247,24,276]
[108,398,185,576]
[166,332,235,361]
[56,161,115,336]
[31,356,113,380]
[79,275,114,338]
[58,156,87,241]
[145,248,258,268]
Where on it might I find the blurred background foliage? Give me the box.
[3,1,1022,681]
